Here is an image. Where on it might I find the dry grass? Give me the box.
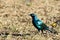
[0,0,60,40]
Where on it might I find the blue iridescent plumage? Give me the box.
[30,13,58,34]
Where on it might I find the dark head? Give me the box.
[29,13,36,17]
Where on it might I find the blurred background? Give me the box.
[0,0,60,40]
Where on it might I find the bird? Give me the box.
[29,13,58,34]
[50,22,57,28]
[50,20,60,28]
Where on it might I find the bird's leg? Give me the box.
[38,30,43,35]
[38,30,43,34]
[38,30,41,35]
[41,30,44,34]
[41,30,44,36]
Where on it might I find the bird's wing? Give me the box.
[34,19,43,29]
[36,20,43,25]
[37,20,49,30]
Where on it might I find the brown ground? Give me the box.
[0,0,60,40]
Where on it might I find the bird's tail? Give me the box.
[47,27,58,34]
[47,28,58,34]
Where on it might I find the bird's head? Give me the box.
[29,13,39,20]
[29,13,36,17]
